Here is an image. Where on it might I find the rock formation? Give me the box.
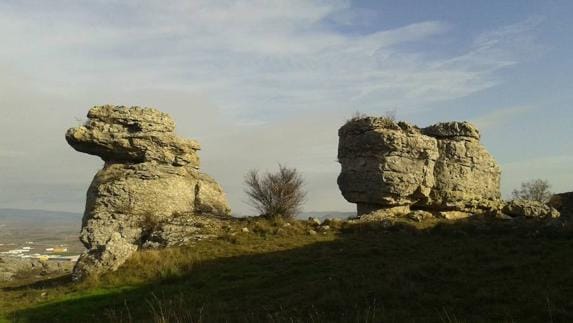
[503,199,560,219]
[0,257,74,281]
[337,117,502,217]
[66,105,231,280]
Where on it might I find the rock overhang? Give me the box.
[67,105,231,280]
[66,105,201,167]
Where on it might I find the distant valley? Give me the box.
[0,208,84,254]
[0,209,352,256]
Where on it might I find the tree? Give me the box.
[244,165,306,218]
[511,179,552,203]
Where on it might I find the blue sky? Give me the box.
[0,0,571,214]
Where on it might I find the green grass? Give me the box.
[1,217,573,322]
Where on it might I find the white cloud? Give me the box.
[0,1,545,213]
[472,106,533,130]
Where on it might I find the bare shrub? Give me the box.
[384,108,397,121]
[511,179,553,203]
[347,111,369,123]
[345,109,397,126]
[244,165,306,219]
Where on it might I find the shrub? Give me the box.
[244,165,306,219]
[511,179,553,203]
[347,111,369,123]
[345,109,397,128]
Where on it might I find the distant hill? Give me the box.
[0,208,81,222]
[0,208,81,233]
[299,211,355,221]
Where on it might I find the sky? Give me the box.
[0,0,571,215]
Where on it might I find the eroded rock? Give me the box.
[337,117,501,217]
[67,105,231,280]
[0,257,73,281]
[503,199,560,219]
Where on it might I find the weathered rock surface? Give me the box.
[66,106,201,167]
[503,199,560,219]
[0,257,73,281]
[338,117,501,217]
[67,105,231,280]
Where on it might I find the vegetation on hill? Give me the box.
[244,165,306,219]
[512,179,553,202]
[1,217,573,322]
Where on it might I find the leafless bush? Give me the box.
[244,165,306,219]
[511,179,553,203]
[347,111,369,123]
[384,108,397,121]
[346,109,397,125]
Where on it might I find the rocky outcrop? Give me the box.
[503,199,560,219]
[337,117,501,217]
[0,257,73,281]
[66,105,231,280]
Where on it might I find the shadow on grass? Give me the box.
[2,274,73,292]
[8,219,573,323]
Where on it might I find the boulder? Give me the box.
[66,105,231,280]
[406,210,435,222]
[503,199,560,219]
[337,117,501,217]
[0,257,73,281]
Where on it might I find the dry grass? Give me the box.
[2,217,573,322]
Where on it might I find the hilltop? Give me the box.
[2,216,573,322]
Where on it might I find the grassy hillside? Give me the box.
[1,217,573,322]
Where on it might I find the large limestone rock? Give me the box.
[67,105,231,280]
[337,117,501,217]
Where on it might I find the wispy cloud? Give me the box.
[0,1,546,212]
[472,106,533,129]
[0,1,542,120]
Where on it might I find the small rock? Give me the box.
[241,227,250,233]
[503,200,560,219]
[320,225,330,231]
[308,229,317,235]
[439,211,473,220]
[142,241,161,249]
[407,210,434,222]
[322,218,342,225]
[283,223,292,227]
[495,213,514,221]
[308,217,321,225]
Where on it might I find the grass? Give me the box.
[1,217,573,322]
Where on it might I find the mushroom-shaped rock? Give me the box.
[67,105,231,280]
